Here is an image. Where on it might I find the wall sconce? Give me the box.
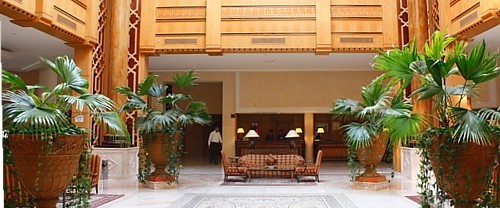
[295,128,303,134]
[237,128,245,140]
[244,130,260,139]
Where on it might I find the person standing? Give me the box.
[208,126,222,164]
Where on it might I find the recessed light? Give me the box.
[264,60,275,63]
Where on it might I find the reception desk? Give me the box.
[235,139,305,157]
[313,140,348,161]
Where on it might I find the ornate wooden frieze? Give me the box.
[331,6,382,18]
[221,6,316,19]
[156,7,206,20]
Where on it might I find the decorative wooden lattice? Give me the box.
[127,0,141,146]
[91,0,108,145]
[398,0,410,47]
[428,0,440,34]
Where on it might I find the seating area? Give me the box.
[221,150,324,182]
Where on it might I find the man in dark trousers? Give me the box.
[208,126,222,164]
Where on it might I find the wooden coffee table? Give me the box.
[247,166,295,182]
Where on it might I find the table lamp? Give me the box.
[237,128,245,140]
[295,128,303,134]
[285,130,300,138]
[244,130,260,140]
[315,127,325,140]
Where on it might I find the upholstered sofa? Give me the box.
[238,154,305,178]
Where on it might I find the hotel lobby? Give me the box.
[1,0,499,207]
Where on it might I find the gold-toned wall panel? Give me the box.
[157,0,206,7]
[2,0,36,16]
[156,7,206,20]
[332,34,383,50]
[221,6,316,19]
[221,35,316,50]
[221,20,316,34]
[331,0,382,6]
[222,0,315,6]
[53,0,87,23]
[331,5,382,18]
[52,9,86,34]
[443,0,499,37]
[156,21,206,35]
[331,19,382,33]
[155,35,206,49]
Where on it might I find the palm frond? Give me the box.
[2,70,29,91]
[149,83,166,98]
[477,108,500,125]
[137,75,158,96]
[384,114,425,145]
[41,56,89,94]
[450,107,495,145]
[343,122,376,149]
[173,70,198,89]
[456,40,500,84]
[93,111,129,138]
[331,99,361,120]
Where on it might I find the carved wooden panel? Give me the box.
[157,0,206,7]
[222,20,316,34]
[223,0,315,6]
[331,5,382,18]
[156,7,206,20]
[444,0,499,37]
[1,0,36,17]
[222,35,314,48]
[331,19,383,33]
[331,0,382,5]
[221,6,316,19]
[155,35,206,50]
[156,21,206,35]
[332,34,382,51]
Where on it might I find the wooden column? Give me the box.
[315,0,332,55]
[206,0,222,55]
[107,0,131,106]
[304,113,314,162]
[73,45,94,130]
[394,0,432,172]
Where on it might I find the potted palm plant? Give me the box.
[331,80,423,183]
[2,56,128,208]
[116,70,211,186]
[373,31,499,207]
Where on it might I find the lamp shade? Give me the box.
[237,128,245,133]
[295,128,303,134]
[244,130,260,138]
[285,130,300,138]
[317,127,325,134]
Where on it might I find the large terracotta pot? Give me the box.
[429,136,497,208]
[9,134,85,208]
[143,133,179,182]
[355,133,388,183]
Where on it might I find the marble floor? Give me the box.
[99,155,420,208]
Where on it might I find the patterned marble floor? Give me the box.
[99,154,420,208]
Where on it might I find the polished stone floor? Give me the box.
[99,154,420,208]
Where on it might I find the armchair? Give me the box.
[221,150,247,182]
[296,150,323,182]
